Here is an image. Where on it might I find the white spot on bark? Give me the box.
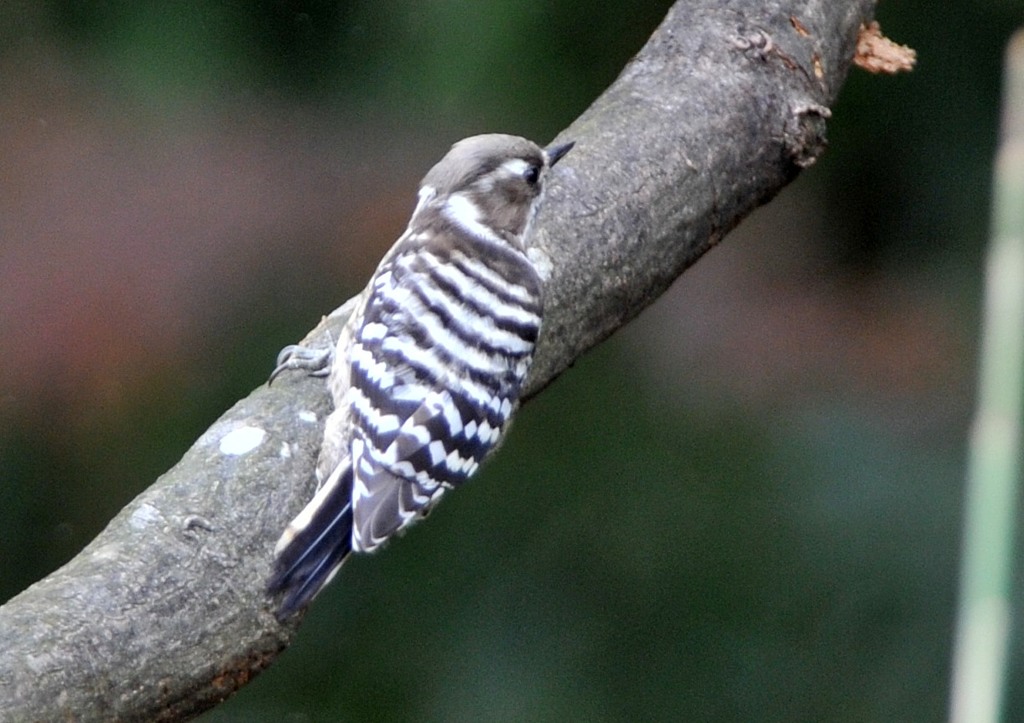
[527,246,553,281]
[220,425,266,455]
[299,410,318,424]
[129,502,162,530]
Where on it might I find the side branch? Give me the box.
[0,1,876,720]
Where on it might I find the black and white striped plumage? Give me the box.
[268,134,573,616]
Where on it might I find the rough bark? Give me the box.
[0,1,877,720]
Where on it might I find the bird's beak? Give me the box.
[545,141,575,167]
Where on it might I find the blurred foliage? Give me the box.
[820,4,1006,274]
[30,0,672,132]
[2,0,1024,720]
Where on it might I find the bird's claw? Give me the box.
[268,344,333,386]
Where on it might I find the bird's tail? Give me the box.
[268,461,354,619]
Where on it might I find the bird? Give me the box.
[267,133,574,617]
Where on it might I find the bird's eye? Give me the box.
[523,164,541,185]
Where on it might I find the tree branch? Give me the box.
[0,1,876,719]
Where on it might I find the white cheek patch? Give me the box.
[444,193,503,244]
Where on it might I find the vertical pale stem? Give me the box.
[950,29,1024,723]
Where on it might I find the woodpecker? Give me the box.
[268,134,574,616]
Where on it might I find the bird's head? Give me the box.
[419,133,574,243]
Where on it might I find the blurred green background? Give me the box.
[2,1,1023,720]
